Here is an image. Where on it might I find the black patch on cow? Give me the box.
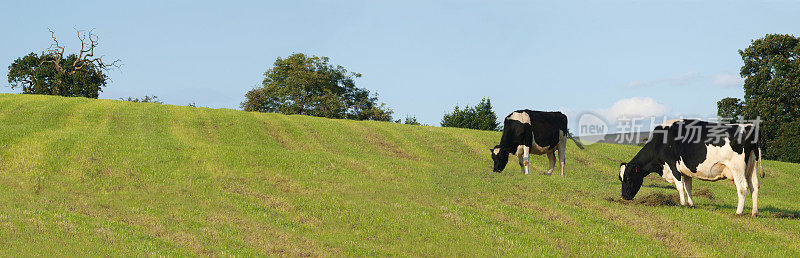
[527,111,567,151]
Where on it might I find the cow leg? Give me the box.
[682,175,694,207]
[546,152,556,175]
[517,145,530,175]
[732,170,748,215]
[747,171,759,216]
[674,179,686,206]
[516,147,524,174]
[558,132,567,177]
[523,146,530,175]
[747,153,759,216]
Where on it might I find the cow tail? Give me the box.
[565,129,585,150]
[759,146,764,178]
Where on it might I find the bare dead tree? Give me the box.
[40,28,121,75]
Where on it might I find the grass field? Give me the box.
[0,93,798,256]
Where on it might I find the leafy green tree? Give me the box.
[774,120,800,163]
[717,97,744,123]
[242,53,393,121]
[7,29,119,99]
[737,34,800,162]
[440,98,500,131]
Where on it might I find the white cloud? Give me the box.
[600,97,671,121]
[622,80,647,89]
[621,70,703,89]
[712,73,744,88]
[658,70,702,85]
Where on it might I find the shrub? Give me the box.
[441,98,499,131]
[120,95,163,104]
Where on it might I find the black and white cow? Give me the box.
[490,110,584,176]
[619,119,764,216]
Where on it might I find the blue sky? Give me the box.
[1,1,798,129]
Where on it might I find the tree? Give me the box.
[7,29,120,98]
[732,34,800,162]
[440,98,500,131]
[716,97,744,123]
[242,53,393,121]
[774,120,800,163]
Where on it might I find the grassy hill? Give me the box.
[0,93,798,256]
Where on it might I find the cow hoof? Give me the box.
[751,212,759,217]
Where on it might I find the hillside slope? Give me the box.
[0,94,798,256]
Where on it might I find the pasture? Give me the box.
[0,93,798,256]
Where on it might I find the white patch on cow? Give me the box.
[673,138,745,181]
[619,164,626,180]
[660,119,683,126]
[492,148,500,155]
[506,111,531,124]
[660,162,676,184]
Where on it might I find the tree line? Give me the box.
[5,29,798,162]
[716,34,800,163]
[5,29,498,129]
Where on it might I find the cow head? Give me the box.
[619,162,645,200]
[490,145,509,172]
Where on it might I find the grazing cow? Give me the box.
[490,110,584,176]
[619,119,764,216]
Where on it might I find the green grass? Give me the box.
[0,93,798,256]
